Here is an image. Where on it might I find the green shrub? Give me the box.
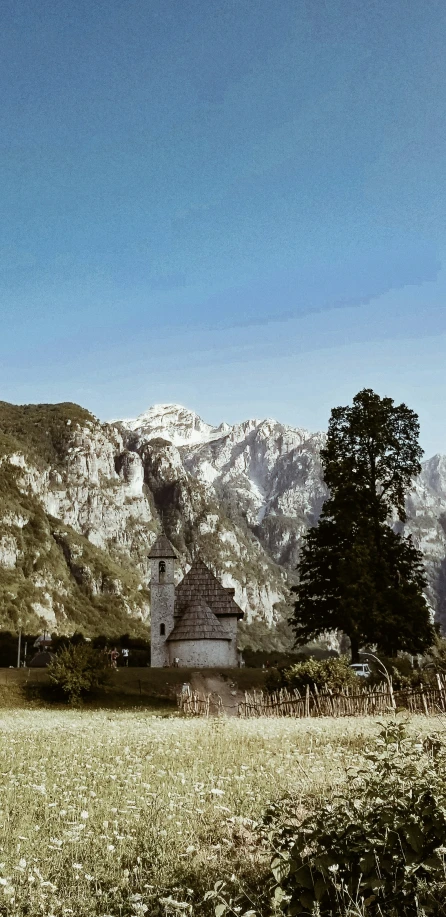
[0,400,94,467]
[424,637,446,676]
[47,643,110,704]
[264,665,288,692]
[267,721,446,916]
[365,653,427,690]
[266,656,359,694]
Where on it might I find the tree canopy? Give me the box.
[290,389,434,661]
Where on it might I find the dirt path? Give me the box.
[189,672,244,716]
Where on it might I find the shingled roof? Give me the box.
[167,600,231,642]
[148,533,178,558]
[175,557,244,619]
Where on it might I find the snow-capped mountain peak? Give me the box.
[2,396,446,636]
[117,403,221,447]
[111,404,446,631]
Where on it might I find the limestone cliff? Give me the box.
[1,399,446,642]
[0,402,286,638]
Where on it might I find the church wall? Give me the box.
[218,617,239,666]
[168,639,231,668]
[150,544,243,668]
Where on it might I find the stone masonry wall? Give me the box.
[168,639,231,667]
[150,556,175,667]
[219,617,239,666]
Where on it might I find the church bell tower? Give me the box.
[149,533,177,667]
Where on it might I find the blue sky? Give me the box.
[1,0,446,456]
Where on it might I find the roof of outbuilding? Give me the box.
[148,533,178,558]
[175,557,244,619]
[29,651,55,668]
[167,599,231,642]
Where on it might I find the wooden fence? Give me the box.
[178,684,223,717]
[177,675,446,718]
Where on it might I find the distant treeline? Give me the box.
[241,646,337,669]
[0,631,340,669]
[0,631,151,667]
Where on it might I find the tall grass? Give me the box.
[0,711,440,916]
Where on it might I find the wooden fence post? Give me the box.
[420,683,429,717]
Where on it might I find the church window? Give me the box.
[160,623,165,636]
[159,561,166,576]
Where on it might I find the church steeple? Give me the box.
[148,532,177,559]
[149,532,177,667]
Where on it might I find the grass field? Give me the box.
[0,666,268,710]
[0,709,441,917]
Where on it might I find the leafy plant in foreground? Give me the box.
[204,879,257,917]
[267,721,446,916]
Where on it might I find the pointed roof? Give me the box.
[148,532,178,558]
[167,599,231,642]
[175,557,244,619]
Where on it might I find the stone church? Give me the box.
[149,533,244,667]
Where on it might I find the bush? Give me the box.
[266,656,359,695]
[424,637,446,676]
[47,643,110,704]
[365,653,427,690]
[267,721,446,916]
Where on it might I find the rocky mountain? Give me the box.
[406,454,446,624]
[115,403,229,447]
[0,402,155,637]
[119,404,446,631]
[0,402,287,642]
[0,399,445,643]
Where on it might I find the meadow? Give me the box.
[0,709,442,917]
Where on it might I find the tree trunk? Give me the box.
[350,634,360,664]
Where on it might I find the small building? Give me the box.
[149,533,244,667]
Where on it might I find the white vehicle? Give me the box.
[349,663,371,678]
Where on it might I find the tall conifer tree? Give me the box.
[290,389,434,661]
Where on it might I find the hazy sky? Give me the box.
[1,0,446,456]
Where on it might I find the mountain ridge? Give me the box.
[116,402,446,630]
[0,399,445,644]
